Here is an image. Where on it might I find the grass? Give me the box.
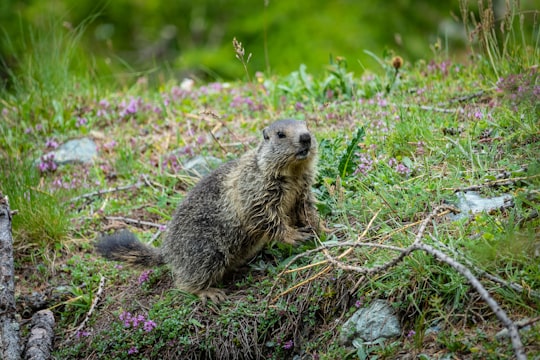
[0,1,539,359]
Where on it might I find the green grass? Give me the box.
[0,159,73,261]
[1,2,539,359]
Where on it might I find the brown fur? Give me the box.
[96,119,320,303]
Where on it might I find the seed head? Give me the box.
[392,56,403,70]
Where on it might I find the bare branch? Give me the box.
[23,310,55,360]
[104,216,163,229]
[70,181,144,202]
[441,174,539,192]
[417,243,526,359]
[0,194,22,360]
[70,275,106,339]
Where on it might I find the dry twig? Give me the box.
[69,275,105,339]
[441,174,539,192]
[70,181,144,202]
[104,216,163,229]
[0,194,21,360]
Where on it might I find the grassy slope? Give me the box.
[1,41,539,359]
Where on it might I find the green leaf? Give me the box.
[338,127,365,178]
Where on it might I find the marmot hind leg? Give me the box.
[171,254,229,303]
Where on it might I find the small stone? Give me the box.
[49,138,98,164]
[182,155,223,178]
[339,299,401,345]
[450,191,513,220]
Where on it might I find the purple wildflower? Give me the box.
[294,102,305,111]
[171,86,188,101]
[38,154,57,173]
[119,97,140,117]
[354,299,363,308]
[96,99,110,117]
[45,138,59,149]
[371,120,388,133]
[102,140,117,151]
[126,98,138,114]
[230,96,246,108]
[283,339,294,350]
[416,141,425,155]
[138,269,154,285]
[75,330,90,339]
[162,94,170,107]
[76,117,88,127]
[119,311,132,327]
[131,314,145,328]
[143,320,157,332]
[127,346,139,355]
[406,329,416,338]
[210,82,224,92]
[353,153,374,175]
[395,163,411,175]
[196,135,206,145]
[51,179,64,189]
[35,124,43,131]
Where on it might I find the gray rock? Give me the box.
[339,299,401,345]
[182,155,223,178]
[450,191,513,220]
[49,138,98,164]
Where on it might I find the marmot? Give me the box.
[96,119,320,303]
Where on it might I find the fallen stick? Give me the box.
[0,193,22,360]
[23,310,55,360]
[70,181,143,203]
[70,275,105,339]
[104,216,163,229]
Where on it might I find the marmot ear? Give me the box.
[262,128,269,140]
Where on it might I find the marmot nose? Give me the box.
[299,133,311,147]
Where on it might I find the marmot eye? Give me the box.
[277,131,286,139]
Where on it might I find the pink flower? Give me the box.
[119,311,132,327]
[75,330,90,338]
[76,117,88,127]
[283,339,294,350]
[395,163,411,175]
[45,138,59,149]
[143,320,157,332]
[103,140,117,151]
[138,269,153,285]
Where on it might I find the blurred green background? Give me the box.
[0,0,534,83]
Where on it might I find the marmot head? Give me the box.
[258,119,317,175]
